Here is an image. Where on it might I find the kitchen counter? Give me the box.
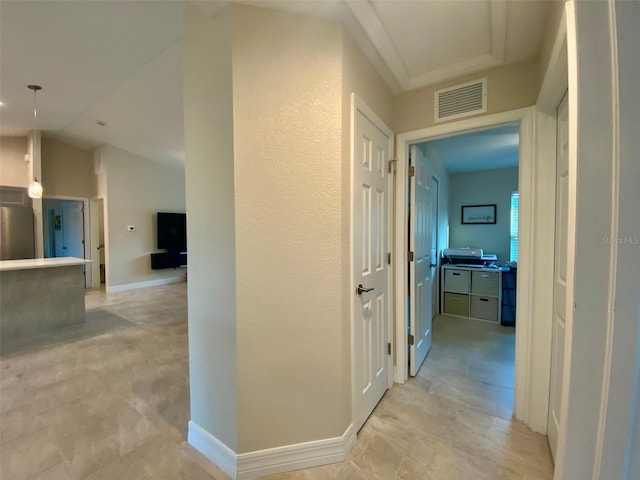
[0,257,93,349]
[0,257,92,271]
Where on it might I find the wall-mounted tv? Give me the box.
[157,212,186,252]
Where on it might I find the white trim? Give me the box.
[106,274,185,293]
[346,0,507,92]
[188,421,237,479]
[528,1,568,436]
[188,421,356,480]
[350,94,395,430]
[345,0,410,89]
[394,108,546,434]
[525,108,556,433]
[237,424,356,479]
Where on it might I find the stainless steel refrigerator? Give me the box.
[0,187,35,260]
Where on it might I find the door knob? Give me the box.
[357,284,374,295]
[430,263,437,268]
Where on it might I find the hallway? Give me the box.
[0,285,552,479]
[271,316,553,479]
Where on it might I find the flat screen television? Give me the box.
[157,212,186,252]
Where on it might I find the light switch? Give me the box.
[127,225,135,231]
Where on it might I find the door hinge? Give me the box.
[388,158,397,174]
[408,251,414,262]
[408,334,415,346]
[388,342,392,355]
[387,252,391,265]
[409,166,415,177]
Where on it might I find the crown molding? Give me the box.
[346,0,509,92]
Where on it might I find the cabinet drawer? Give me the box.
[470,296,499,322]
[444,269,469,294]
[444,293,470,317]
[471,271,500,296]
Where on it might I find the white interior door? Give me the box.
[61,201,85,259]
[548,91,569,458]
[430,176,439,320]
[409,146,433,376]
[354,107,391,431]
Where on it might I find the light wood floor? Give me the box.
[0,284,553,479]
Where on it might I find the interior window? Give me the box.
[510,191,519,263]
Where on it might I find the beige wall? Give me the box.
[232,4,347,453]
[448,167,519,265]
[394,57,541,134]
[101,144,186,289]
[183,2,238,451]
[0,136,29,187]
[184,2,395,458]
[41,137,96,198]
[539,0,566,83]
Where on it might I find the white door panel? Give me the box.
[409,146,433,376]
[62,201,84,259]
[354,108,391,431]
[431,178,439,319]
[548,91,569,458]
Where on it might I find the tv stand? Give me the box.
[150,252,187,270]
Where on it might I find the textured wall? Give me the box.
[101,144,186,289]
[394,57,541,134]
[41,137,96,198]
[232,4,347,453]
[183,3,238,451]
[448,167,519,265]
[0,136,29,187]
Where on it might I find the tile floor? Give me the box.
[0,284,553,480]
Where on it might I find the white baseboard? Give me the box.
[106,275,186,293]
[188,421,237,478]
[187,421,356,480]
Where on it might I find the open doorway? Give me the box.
[409,123,520,418]
[394,108,539,425]
[43,196,90,287]
[89,198,106,288]
[43,198,85,260]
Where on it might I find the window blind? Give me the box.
[510,192,519,263]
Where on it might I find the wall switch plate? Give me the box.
[127,225,135,231]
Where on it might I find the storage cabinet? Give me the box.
[501,268,517,326]
[441,265,501,323]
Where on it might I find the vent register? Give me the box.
[434,78,487,122]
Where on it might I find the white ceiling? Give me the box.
[421,123,520,174]
[0,0,551,169]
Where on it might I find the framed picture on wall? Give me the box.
[461,204,496,224]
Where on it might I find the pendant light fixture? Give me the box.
[27,84,43,199]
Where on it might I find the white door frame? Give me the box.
[395,106,551,432]
[350,94,395,427]
[89,198,105,289]
[43,194,93,288]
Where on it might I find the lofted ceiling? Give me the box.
[422,123,520,174]
[0,0,551,169]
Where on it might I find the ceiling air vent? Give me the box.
[434,78,487,123]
